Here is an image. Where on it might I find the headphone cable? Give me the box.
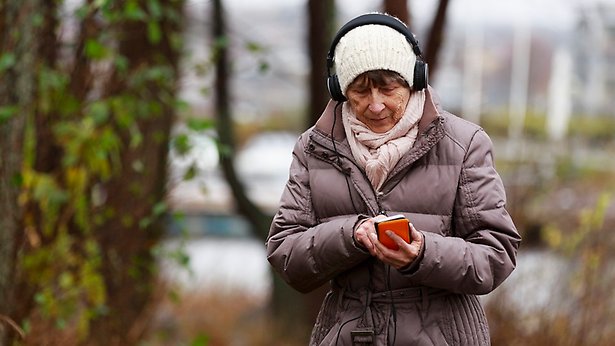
[333,261,374,345]
[386,265,398,346]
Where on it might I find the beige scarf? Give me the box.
[342,90,426,191]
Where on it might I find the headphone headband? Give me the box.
[326,13,423,70]
[326,13,428,101]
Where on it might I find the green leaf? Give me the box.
[174,99,190,114]
[187,117,214,132]
[32,13,44,27]
[183,163,198,181]
[258,60,270,73]
[245,41,263,53]
[34,293,47,305]
[59,272,74,288]
[213,36,229,50]
[173,249,190,267]
[147,0,163,19]
[139,216,152,229]
[21,319,31,334]
[217,142,233,159]
[0,53,16,72]
[190,334,210,346]
[147,21,162,44]
[124,1,147,21]
[172,133,191,155]
[168,288,181,304]
[0,105,19,124]
[152,201,167,216]
[129,124,143,148]
[32,174,69,205]
[114,55,129,72]
[94,0,108,7]
[11,173,23,187]
[88,101,110,124]
[85,39,108,59]
[55,318,67,330]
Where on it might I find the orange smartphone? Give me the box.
[374,215,410,250]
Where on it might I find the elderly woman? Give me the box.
[266,12,521,346]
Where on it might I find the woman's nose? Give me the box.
[368,101,385,113]
[368,89,385,113]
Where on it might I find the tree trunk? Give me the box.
[11,0,63,334]
[0,0,44,343]
[1,0,184,343]
[211,0,271,239]
[211,0,324,337]
[307,0,335,127]
[383,0,409,25]
[381,0,450,79]
[423,0,450,78]
[88,1,184,343]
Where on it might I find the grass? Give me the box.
[142,285,306,346]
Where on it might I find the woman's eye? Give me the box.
[351,88,369,95]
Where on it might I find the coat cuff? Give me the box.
[351,214,371,254]
[398,231,426,274]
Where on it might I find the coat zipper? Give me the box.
[376,191,386,215]
[310,133,389,217]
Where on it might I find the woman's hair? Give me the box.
[349,69,410,91]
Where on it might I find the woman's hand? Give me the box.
[354,217,379,252]
[355,215,424,269]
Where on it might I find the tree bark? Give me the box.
[307,0,335,127]
[423,0,450,79]
[211,0,271,239]
[211,0,323,337]
[88,1,184,343]
[383,0,409,25]
[11,1,63,335]
[0,0,44,343]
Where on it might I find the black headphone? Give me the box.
[326,13,429,102]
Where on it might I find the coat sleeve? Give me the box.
[265,134,370,293]
[405,129,521,295]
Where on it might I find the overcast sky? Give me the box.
[216,0,615,32]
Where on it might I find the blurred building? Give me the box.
[574,2,615,116]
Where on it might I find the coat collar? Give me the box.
[310,86,446,195]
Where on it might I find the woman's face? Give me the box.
[345,71,411,133]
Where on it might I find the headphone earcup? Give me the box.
[327,74,347,102]
[413,60,428,91]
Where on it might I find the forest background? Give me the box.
[1,0,615,345]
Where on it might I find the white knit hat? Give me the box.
[334,23,417,97]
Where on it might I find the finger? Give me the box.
[385,230,411,249]
[370,233,403,263]
[357,232,375,252]
[364,234,377,254]
[360,234,377,256]
[368,232,387,254]
[409,223,422,241]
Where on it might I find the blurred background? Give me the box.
[1,0,615,345]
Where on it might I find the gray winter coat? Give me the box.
[266,87,521,345]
